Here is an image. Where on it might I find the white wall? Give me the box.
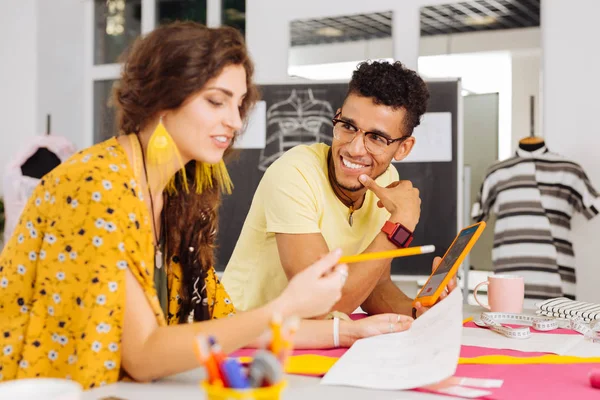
[543,0,600,303]
[511,51,541,151]
[420,27,539,56]
[246,0,464,84]
[0,1,38,194]
[36,0,87,150]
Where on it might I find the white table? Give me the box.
[84,306,488,400]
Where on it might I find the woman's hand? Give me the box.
[341,314,413,347]
[275,249,348,319]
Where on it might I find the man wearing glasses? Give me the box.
[223,61,451,319]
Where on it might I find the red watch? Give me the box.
[382,221,414,248]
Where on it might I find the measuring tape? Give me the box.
[473,312,600,342]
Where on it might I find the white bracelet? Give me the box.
[333,317,340,348]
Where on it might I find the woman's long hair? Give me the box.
[113,21,259,322]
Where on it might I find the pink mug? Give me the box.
[473,275,525,313]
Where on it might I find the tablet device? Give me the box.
[413,221,486,308]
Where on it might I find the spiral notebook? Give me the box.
[536,297,600,322]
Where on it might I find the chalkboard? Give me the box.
[217,80,460,276]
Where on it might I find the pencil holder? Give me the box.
[201,380,287,400]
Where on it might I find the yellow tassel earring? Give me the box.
[147,116,188,193]
[194,160,233,195]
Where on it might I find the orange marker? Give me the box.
[194,334,223,386]
[208,336,229,386]
[269,314,283,358]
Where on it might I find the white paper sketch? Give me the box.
[258,89,333,171]
[234,101,266,149]
[396,112,452,163]
[321,288,463,390]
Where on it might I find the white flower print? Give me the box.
[3,345,13,355]
[19,360,28,369]
[35,198,41,206]
[91,341,102,352]
[118,242,125,252]
[130,179,136,188]
[109,164,119,172]
[96,323,111,334]
[39,250,46,260]
[71,199,78,208]
[92,192,102,202]
[50,196,55,204]
[0,277,8,288]
[17,234,24,244]
[58,253,66,262]
[28,251,37,261]
[20,305,28,313]
[82,155,91,163]
[30,228,38,238]
[17,265,26,275]
[108,282,118,292]
[56,272,65,281]
[48,350,58,361]
[109,342,119,352]
[68,355,77,364]
[52,333,59,342]
[59,336,68,346]
[69,251,77,260]
[224,298,232,305]
[52,293,61,304]
[100,381,107,386]
[116,260,128,270]
[45,234,56,244]
[228,312,235,317]
[44,191,50,201]
[93,236,103,247]
[26,221,33,229]
[48,306,54,316]
[96,294,106,305]
[102,180,112,190]
[105,360,116,370]
[107,146,114,151]
[95,218,105,229]
[128,213,136,222]
[105,222,116,232]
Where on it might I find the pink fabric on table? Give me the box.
[445,363,599,400]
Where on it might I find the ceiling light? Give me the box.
[315,27,344,37]
[464,15,496,26]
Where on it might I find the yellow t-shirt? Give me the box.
[0,137,234,389]
[222,143,399,311]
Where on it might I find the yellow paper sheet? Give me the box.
[236,348,600,377]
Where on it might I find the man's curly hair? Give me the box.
[347,60,429,136]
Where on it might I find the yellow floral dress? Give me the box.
[0,137,234,389]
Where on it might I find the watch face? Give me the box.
[392,226,411,245]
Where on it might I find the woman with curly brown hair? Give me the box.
[0,22,349,388]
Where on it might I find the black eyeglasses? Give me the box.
[331,113,407,155]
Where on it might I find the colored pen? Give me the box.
[269,314,283,359]
[194,334,223,386]
[208,336,228,386]
[338,245,435,264]
[220,358,250,389]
